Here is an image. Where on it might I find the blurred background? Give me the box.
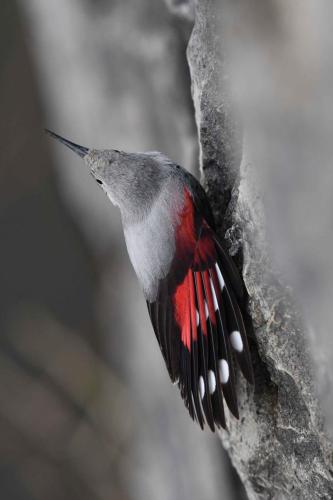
[2,0,333,499]
[0,1,243,499]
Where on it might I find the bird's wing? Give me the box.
[147,188,254,431]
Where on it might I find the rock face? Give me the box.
[186,0,242,234]
[187,1,333,498]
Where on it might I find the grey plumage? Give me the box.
[85,148,189,300]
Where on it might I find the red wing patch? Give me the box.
[174,270,198,350]
[147,188,254,431]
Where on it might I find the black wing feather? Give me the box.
[146,189,253,430]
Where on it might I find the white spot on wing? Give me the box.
[215,263,225,290]
[230,331,243,352]
[208,370,216,394]
[210,277,219,310]
[205,301,209,319]
[196,309,200,326]
[219,359,229,384]
[199,376,205,399]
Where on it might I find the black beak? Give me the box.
[45,129,89,158]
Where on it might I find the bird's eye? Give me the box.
[114,150,120,153]
[96,179,103,185]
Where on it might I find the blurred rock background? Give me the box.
[0,1,241,499]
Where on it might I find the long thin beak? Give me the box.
[45,129,89,158]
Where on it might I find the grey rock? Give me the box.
[187,1,333,498]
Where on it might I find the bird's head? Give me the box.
[46,130,172,223]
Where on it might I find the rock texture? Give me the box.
[187,1,333,498]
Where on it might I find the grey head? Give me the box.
[45,130,180,224]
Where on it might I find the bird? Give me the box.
[46,129,254,431]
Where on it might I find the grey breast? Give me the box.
[123,176,184,302]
